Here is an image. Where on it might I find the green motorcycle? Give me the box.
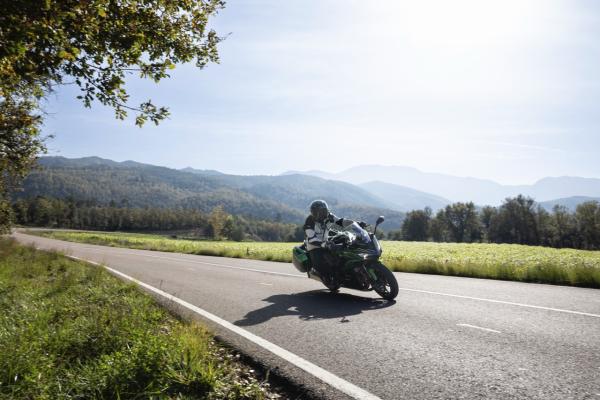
[292,216,399,300]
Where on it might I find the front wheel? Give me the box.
[367,262,399,300]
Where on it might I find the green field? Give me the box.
[0,238,278,399]
[31,230,600,288]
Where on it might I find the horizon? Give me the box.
[41,1,600,185]
[40,155,600,186]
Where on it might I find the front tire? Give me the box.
[368,262,399,300]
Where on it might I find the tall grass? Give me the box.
[29,230,600,288]
[0,238,277,399]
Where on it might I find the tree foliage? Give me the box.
[387,197,600,250]
[1,0,224,124]
[575,201,600,249]
[0,93,46,231]
[488,195,539,245]
[437,202,481,243]
[0,0,224,231]
[399,208,431,241]
[12,196,303,242]
[208,205,227,240]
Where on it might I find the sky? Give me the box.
[42,0,600,184]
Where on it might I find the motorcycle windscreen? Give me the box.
[348,222,372,244]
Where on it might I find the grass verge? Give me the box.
[28,230,600,288]
[0,238,280,399]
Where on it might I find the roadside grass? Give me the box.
[0,238,278,399]
[29,230,600,288]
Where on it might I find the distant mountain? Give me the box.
[539,196,600,212]
[180,167,224,176]
[360,181,451,211]
[510,177,600,204]
[281,169,335,179]
[20,157,405,229]
[289,165,600,205]
[38,156,123,168]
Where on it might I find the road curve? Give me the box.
[13,232,600,400]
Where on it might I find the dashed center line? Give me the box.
[24,234,600,319]
[457,323,502,334]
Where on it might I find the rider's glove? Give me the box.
[323,241,342,252]
[358,221,368,229]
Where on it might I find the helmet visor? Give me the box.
[312,207,328,222]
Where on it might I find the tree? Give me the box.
[429,209,449,242]
[400,208,431,241]
[535,206,553,247]
[549,205,577,248]
[0,0,224,231]
[489,195,539,245]
[208,205,228,240]
[574,201,600,250]
[0,95,45,231]
[479,206,497,242]
[222,215,245,241]
[287,225,305,242]
[437,202,481,243]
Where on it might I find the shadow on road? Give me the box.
[234,290,395,327]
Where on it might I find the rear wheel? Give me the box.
[367,262,398,300]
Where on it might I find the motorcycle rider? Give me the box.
[303,200,354,288]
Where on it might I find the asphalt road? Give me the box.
[12,232,600,400]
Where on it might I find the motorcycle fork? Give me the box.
[364,263,378,281]
[354,263,374,290]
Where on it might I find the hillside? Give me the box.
[19,157,405,229]
[539,196,600,212]
[360,181,450,211]
[287,165,600,205]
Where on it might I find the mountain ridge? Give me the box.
[286,165,600,205]
[21,157,406,229]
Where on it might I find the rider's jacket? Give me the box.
[303,213,353,251]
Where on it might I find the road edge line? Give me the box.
[65,255,382,400]
[23,230,600,320]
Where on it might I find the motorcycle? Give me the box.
[292,216,399,300]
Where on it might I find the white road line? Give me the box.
[457,323,502,334]
[88,246,600,319]
[66,255,382,400]
[30,235,600,319]
[398,287,600,319]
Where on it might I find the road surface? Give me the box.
[12,232,600,400]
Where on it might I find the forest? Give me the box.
[11,197,303,242]
[11,194,600,251]
[389,195,600,250]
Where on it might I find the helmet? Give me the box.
[310,200,329,222]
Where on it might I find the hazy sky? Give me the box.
[43,0,600,184]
